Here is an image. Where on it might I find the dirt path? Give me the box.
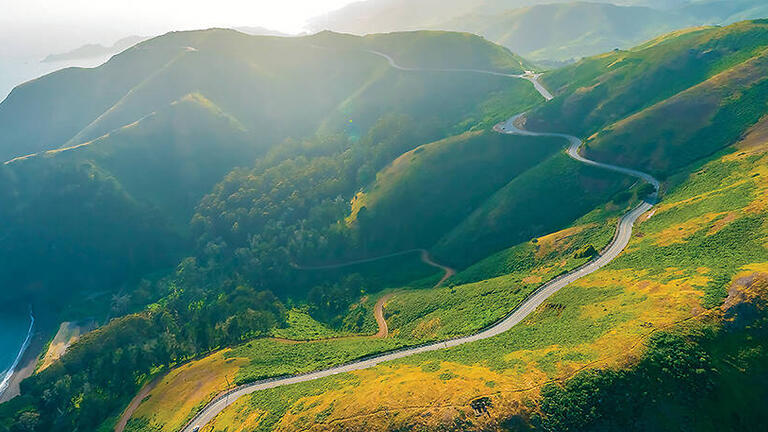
[373,294,395,338]
[291,248,455,340]
[114,374,166,432]
[290,249,455,341]
[420,249,456,288]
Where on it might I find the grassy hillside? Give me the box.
[346,130,561,254]
[0,28,550,432]
[523,20,768,178]
[115,204,625,432]
[528,20,768,138]
[434,152,632,267]
[116,22,768,432]
[11,17,768,432]
[0,93,255,304]
[0,27,537,304]
[309,0,768,62]
[17,94,256,224]
[585,45,768,175]
[0,29,531,162]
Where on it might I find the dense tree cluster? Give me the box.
[190,114,430,295]
[7,279,284,432]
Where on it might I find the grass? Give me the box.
[271,308,356,340]
[434,152,632,267]
[125,336,406,432]
[385,216,622,341]
[584,49,768,175]
[348,131,562,254]
[530,20,768,140]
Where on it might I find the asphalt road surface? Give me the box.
[179,54,658,432]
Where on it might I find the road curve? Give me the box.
[367,50,553,101]
[292,248,456,289]
[179,58,658,432]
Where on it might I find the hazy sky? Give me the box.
[1,0,360,55]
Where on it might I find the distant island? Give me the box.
[42,28,291,64]
[42,35,148,63]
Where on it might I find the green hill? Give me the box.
[0,29,531,162]
[0,93,256,303]
[440,2,689,62]
[346,130,562,254]
[308,0,768,62]
[8,19,768,432]
[527,20,768,175]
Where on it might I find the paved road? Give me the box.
[367,50,553,101]
[179,56,659,432]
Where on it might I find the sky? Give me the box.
[0,0,360,55]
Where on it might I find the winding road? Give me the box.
[179,52,659,432]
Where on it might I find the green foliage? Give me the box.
[351,131,561,254]
[224,374,357,432]
[272,309,357,341]
[451,204,621,285]
[0,159,184,304]
[615,152,768,309]
[530,20,768,140]
[435,152,631,267]
[536,301,768,432]
[538,332,715,432]
[227,338,405,385]
[14,284,285,432]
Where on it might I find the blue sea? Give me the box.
[0,309,33,396]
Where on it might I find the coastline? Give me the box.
[0,314,47,404]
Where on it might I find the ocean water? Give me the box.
[0,309,33,396]
[0,54,111,102]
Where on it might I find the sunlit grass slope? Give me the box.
[583,43,768,175]
[529,20,768,142]
[347,131,561,253]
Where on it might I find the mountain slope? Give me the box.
[527,19,768,174]
[309,0,768,62]
[0,93,255,303]
[186,26,768,432]
[346,130,563,254]
[0,29,531,162]
[441,2,689,62]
